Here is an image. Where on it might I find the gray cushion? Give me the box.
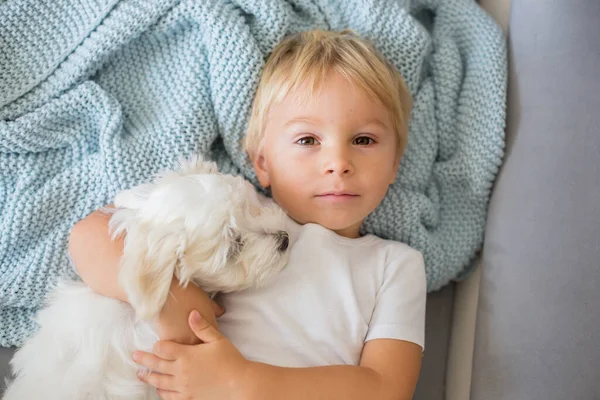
[414,285,454,400]
[0,346,14,395]
[471,0,600,399]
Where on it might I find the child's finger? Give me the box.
[153,340,181,360]
[211,299,226,317]
[136,369,177,392]
[133,350,173,374]
[189,310,224,343]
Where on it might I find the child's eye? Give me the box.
[353,136,375,146]
[296,136,319,146]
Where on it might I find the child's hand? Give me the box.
[154,280,225,346]
[134,310,251,400]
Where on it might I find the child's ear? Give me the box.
[252,152,271,189]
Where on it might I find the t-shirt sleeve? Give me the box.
[365,247,426,351]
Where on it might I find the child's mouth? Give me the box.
[315,192,360,202]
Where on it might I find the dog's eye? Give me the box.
[228,235,244,259]
[234,235,243,247]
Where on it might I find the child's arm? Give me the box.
[135,312,422,400]
[243,339,422,400]
[68,205,224,345]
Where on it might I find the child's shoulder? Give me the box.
[371,234,422,256]
[370,235,425,271]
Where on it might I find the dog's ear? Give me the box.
[111,183,177,321]
[116,220,184,321]
[108,153,217,321]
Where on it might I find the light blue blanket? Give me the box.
[0,0,506,347]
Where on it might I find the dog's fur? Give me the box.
[3,156,290,400]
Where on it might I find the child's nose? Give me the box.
[321,147,355,176]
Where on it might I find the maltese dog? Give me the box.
[3,155,291,400]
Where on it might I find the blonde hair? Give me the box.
[243,29,412,160]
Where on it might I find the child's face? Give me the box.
[252,72,400,238]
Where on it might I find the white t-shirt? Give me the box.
[216,217,426,367]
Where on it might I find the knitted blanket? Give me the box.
[0,0,506,347]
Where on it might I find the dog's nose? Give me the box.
[277,231,290,252]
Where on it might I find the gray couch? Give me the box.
[423,0,600,397]
[2,0,599,398]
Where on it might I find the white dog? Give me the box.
[3,155,291,400]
